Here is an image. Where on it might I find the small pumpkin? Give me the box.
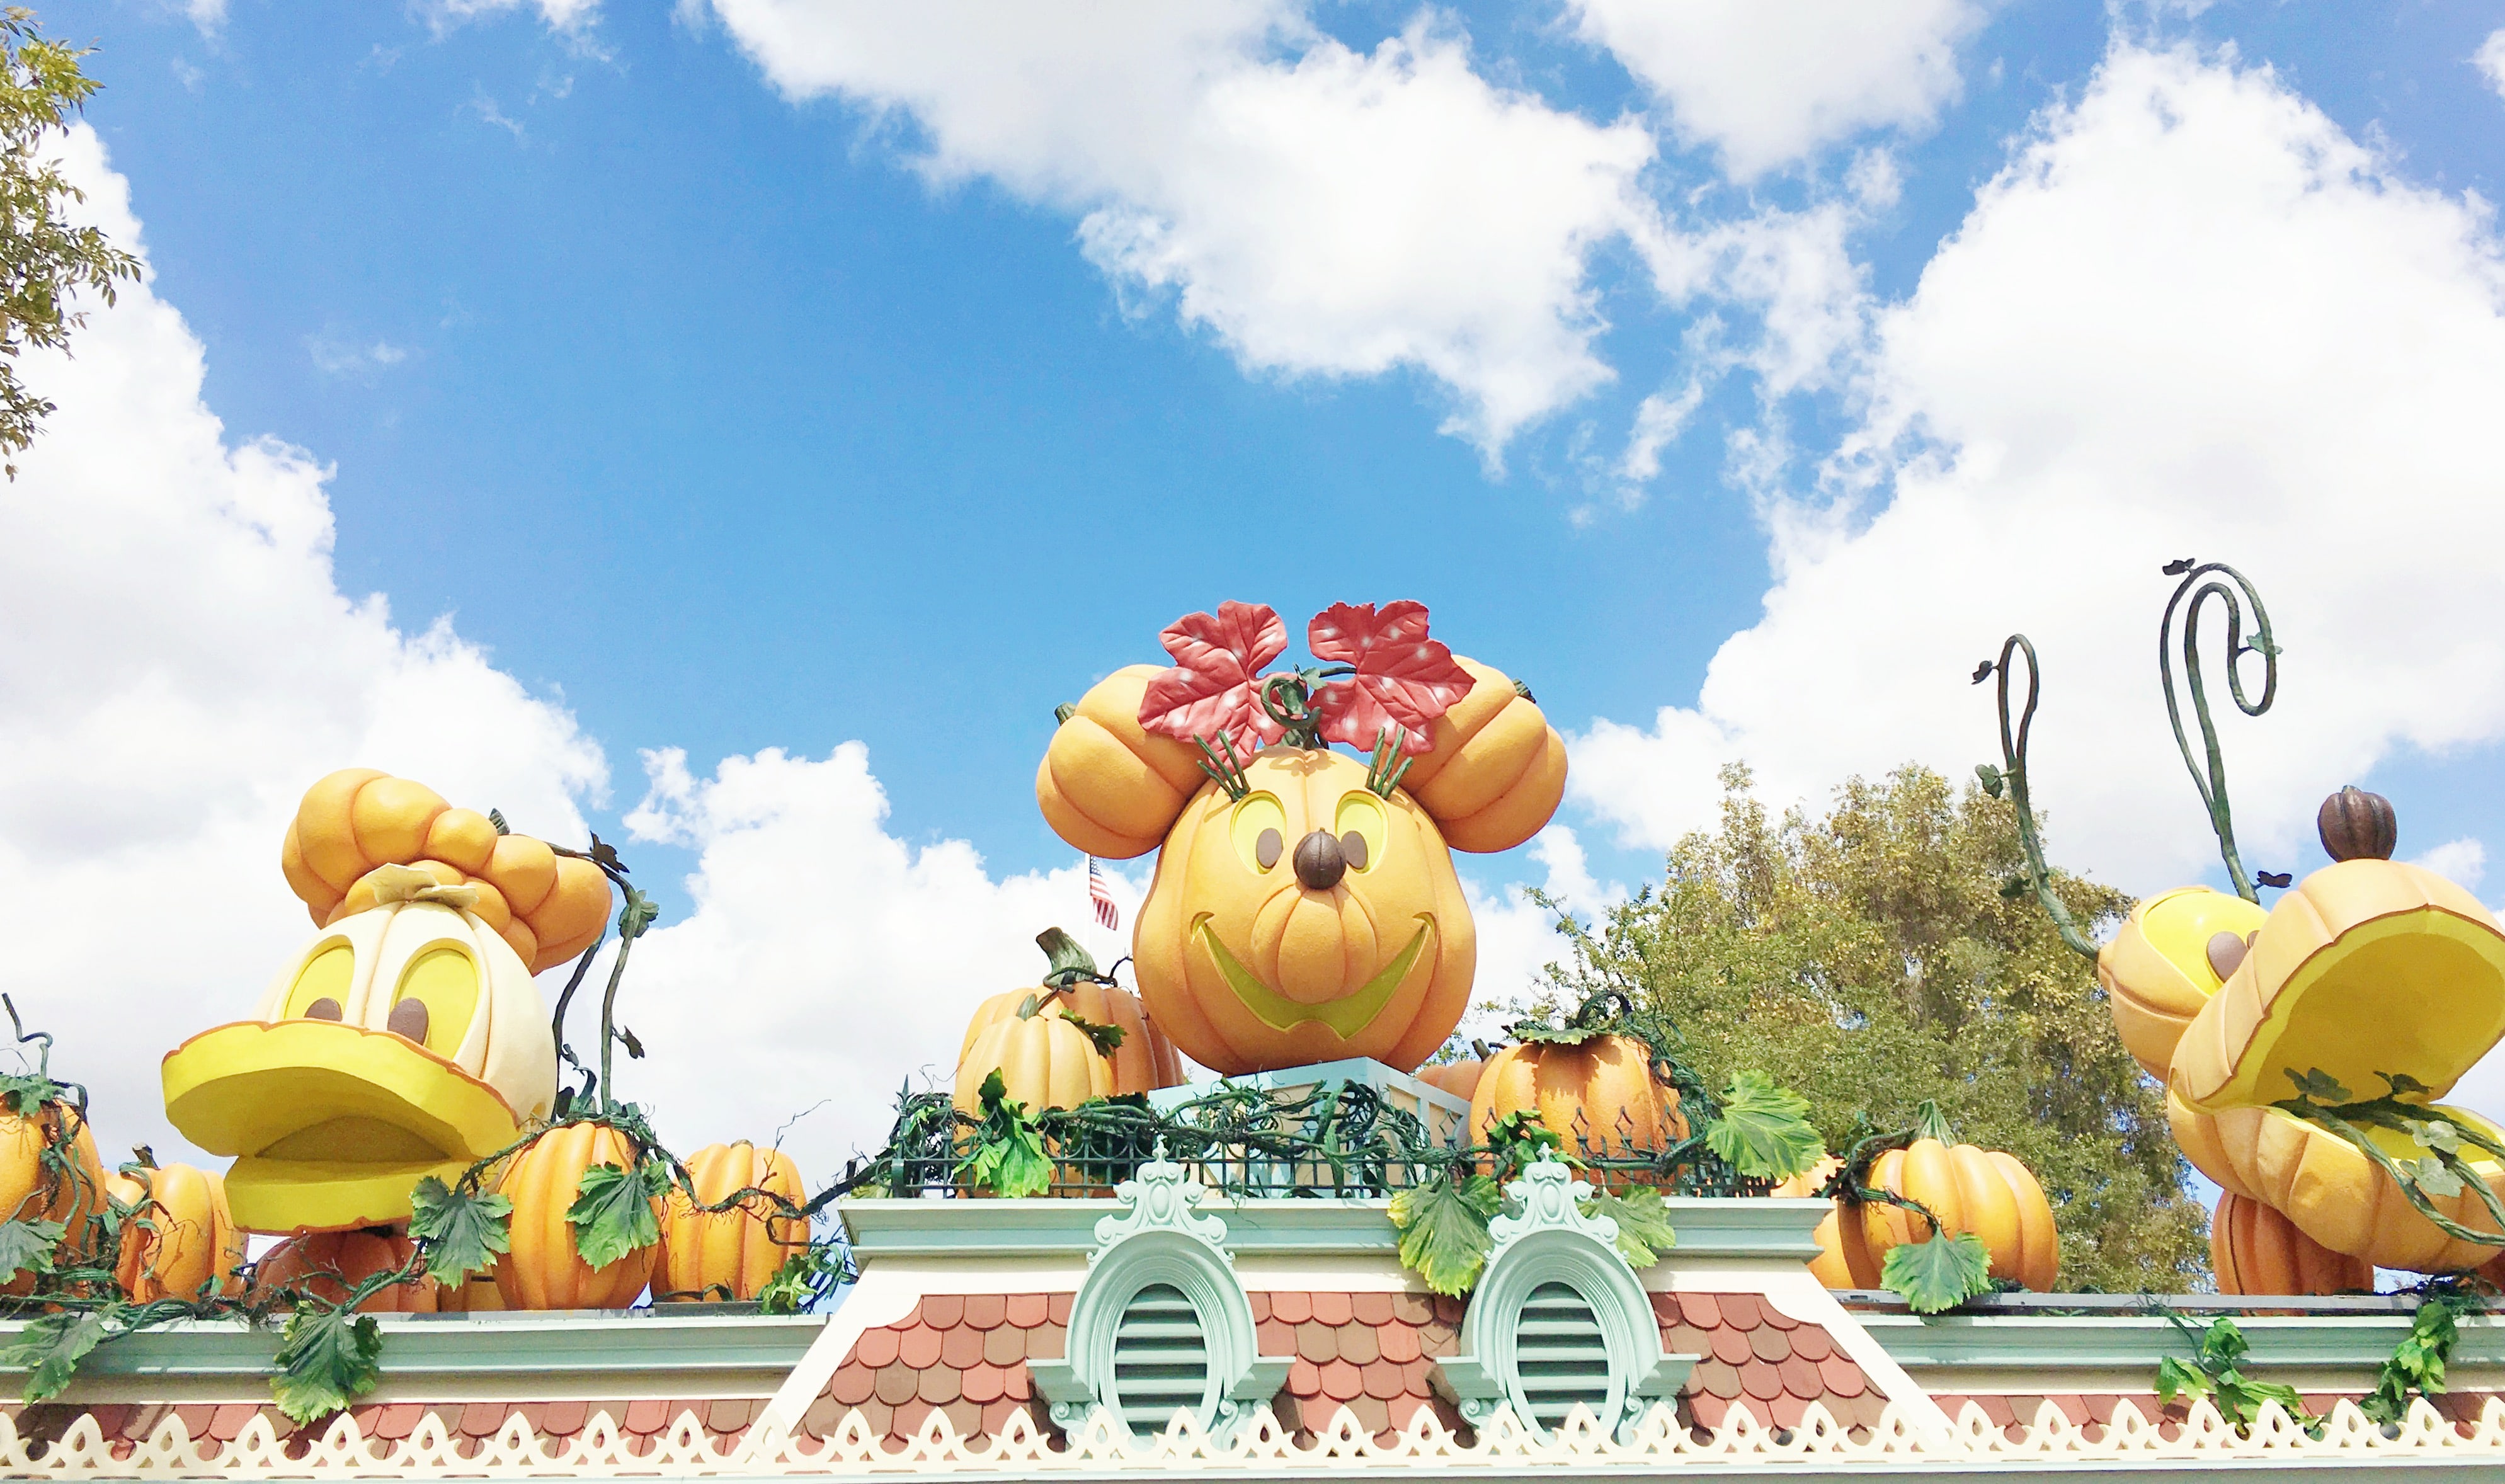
[1467,1034,1687,1173]
[253,1227,437,1313]
[1849,1104,2059,1293]
[0,1099,106,1296]
[959,930,1184,1097]
[655,1141,807,1303]
[1773,1155,1883,1291]
[2210,1192,2371,1296]
[280,768,612,973]
[1133,746,1476,1075]
[1415,1058,1485,1102]
[2318,785,2397,862]
[1398,658,1568,854]
[954,995,1116,1119]
[2096,886,2268,1082]
[1036,666,1213,860]
[495,1121,659,1310]
[108,1163,244,1303]
[436,1267,506,1312]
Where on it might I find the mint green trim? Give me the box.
[1864,1313,2505,1373]
[843,1194,1826,1260]
[0,1311,824,1384]
[1432,1162,1698,1444]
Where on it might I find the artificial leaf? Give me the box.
[586,833,625,873]
[406,1177,511,1283]
[2411,1156,2466,1199]
[1974,762,2005,798]
[1483,1108,1566,1175]
[1138,601,1289,748]
[756,1243,847,1316]
[0,1217,64,1284]
[270,1305,384,1422]
[1387,1173,1500,1296]
[2385,1071,2434,1099]
[1706,1071,1825,1180]
[1308,601,1472,753]
[2286,1068,2351,1104]
[1582,1187,1677,1267]
[566,1160,665,1270]
[2155,1354,2206,1405]
[1880,1230,1993,1314]
[1061,1012,1126,1056]
[4,1308,106,1402]
[962,1071,1053,1198]
[618,1025,645,1059]
[617,884,659,940]
[1509,1022,1604,1046]
[0,1071,60,1117]
[2410,1119,2461,1155]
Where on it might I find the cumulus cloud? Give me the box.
[1572,43,2505,901]
[705,1,1653,457]
[0,128,603,1163]
[2414,838,2487,895]
[1568,0,1989,178]
[2477,29,2505,100]
[421,0,603,35]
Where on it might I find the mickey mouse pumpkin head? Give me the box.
[1037,602,1566,1075]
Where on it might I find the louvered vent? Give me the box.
[1109,1283,1211,1435]
[1513,1281,1614,1432]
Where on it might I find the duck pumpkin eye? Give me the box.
[283,942,355,1021]
[387,947,479,1058]
[1231,793,1289,872]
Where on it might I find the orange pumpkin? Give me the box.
[108,1163,244,1303]
[253,1228,437,1312]
[953,994,1116,1119]
[1036,666,1215,861]
[1774,1156,1885,1291]
[1467,1035,1687,1172]
[1850,1108,2060,1293]
[436,1267,506,1311]
[655,1141,807,1303]
[2210,1192,2371,1296]
[0,1100,106,1296]
[1397,659,1568,854]
[496,1121,658,1310]
[959,932,1185,1096]
[1416,1058,1485,1102]
[280,768,612,973]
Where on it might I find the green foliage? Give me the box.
[961,1070,1053,1197]
[270,1305,384,1423]
[0,1070,59,1117]
[1387,1172,1500,1296]
[1534,763,2206,1292]
[407,1177,512,1283]
[0,1216,62,1284]
[1061,1012,1126,1056]
[0,10,144,474]
[567,1159,665,1270]
[4,1308,105,1401]
[2363,1285,2482,1426]
[1582,1187,1677,1267]
[2155,1316,2312,1435]
[2274,1071,2505,1250]
[1704,1071,1824,1180]
[1483,1108,1567,1175]
[1880,1231,1994,1314]
[756,1242,849,1316]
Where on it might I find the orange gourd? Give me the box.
[959,932,1184,1096]
[655,1141,807,1303]
[1851,1105,2060,1293]
[1467,1035,1687,1173]
[1416,1058,1485,1102]
[253,1228,437,1312]
[280,768,612,973]
[2210,1192,2371,1296]
[953,995,1116,1119]
[0,1100,106,1296]
[1773,1156,1886,1291]
[108,1163,244,1303]
[495,1121,658,1310]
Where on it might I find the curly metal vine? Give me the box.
[2159,562,2278,903]
[1987,635,2100,964]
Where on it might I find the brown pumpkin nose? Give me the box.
[1292,830,1346,891]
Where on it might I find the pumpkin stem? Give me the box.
[1036,927,1111,990]
[1911,1100,1956,1144]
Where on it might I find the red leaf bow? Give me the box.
[1308,601,1472,754]
[1138,600,1289,750]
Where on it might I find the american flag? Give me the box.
[1087,857,1120,932]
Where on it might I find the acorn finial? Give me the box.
[2317,785,2396,862]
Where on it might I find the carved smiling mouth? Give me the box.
[1193,913,1434,1037]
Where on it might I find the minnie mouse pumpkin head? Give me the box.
[1037,601,1566,1076]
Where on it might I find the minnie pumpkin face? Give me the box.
[1133,748,1475,1074]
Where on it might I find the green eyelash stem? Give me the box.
[1195,731,1252,801]
[1366,726,1413,801]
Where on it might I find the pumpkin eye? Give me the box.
[387,947,479,1058]
[1333,791,1387,874]
[283,943,356,1022]
[1230,793,1290,873]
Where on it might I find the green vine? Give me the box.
[2153,1312,2314,1435]
[1817,1104,1995,1314]
[2157,560,2280,903]
[1971,635,2100,964]
[2273,1069,2505,1251]
[2364,1277,2485,1427]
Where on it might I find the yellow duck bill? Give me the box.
[162,1019,523,1234]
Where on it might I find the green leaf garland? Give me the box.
[1880,1230,1994,1314]
[1704,1071,1825,1180]
[270,1306,384,1423]
[1387,1173,1500,1296]
[1580,1187,1677,1267]
[567,1160,666,1270]
[408,1176,513,1283]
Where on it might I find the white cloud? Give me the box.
[705,2,1654,457]
[2477,28,2505,100]
[0,128,603,1166]
[2413,838,2487,894]
[423,0,602,35]
[1568,0,1989,178]
[179,0,226,35]
[1461,826,1622,1034]
[305,334,409,379]
[1572,43,2505,904]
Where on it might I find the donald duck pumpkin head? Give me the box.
[164,867,560,1235]
[1037,600,1566,1076]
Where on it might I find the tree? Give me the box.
[1532,762,2207,1294]
[0,7,139,476]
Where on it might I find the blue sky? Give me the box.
[16,0,2505,1168]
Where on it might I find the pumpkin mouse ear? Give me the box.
[1400,658,1568,853]
[1036,665,1207,858]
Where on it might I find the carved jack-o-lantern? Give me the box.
[162,866,558,1235]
